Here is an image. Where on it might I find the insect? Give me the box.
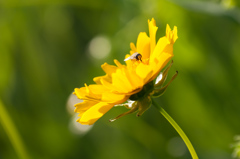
[124,52,142,62]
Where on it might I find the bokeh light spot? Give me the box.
[69,114,93,135]
[167,136,187,157]
[89,35,111,59]
[66,93,82,115]
[67,93,93,135]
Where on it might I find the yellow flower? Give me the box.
[74,18,178,125]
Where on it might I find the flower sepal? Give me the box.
[110,95,152,122]
[154,60,173,89]
[152,71,178,98]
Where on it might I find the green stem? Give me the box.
[152,99,198,159]
[0,99,30,159]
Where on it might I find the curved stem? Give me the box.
[152,99,198,159]
[0,99,30,159]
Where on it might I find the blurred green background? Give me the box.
[0,0,240,158]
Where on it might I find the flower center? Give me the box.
[129,81,154,101]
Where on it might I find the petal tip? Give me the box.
[165,24,178,44]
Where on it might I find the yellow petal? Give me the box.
[149,25,178,64]
[94,63,117,84]
[74,87,87,99]
[88,84,109,94]
[141,42,150,60]
[130,42,137,53]
[74,84,102,100]
[93,76,102,84]
[79,102,114,125]
[149,36,170,64]
[166,24,178,44]
[162,43,173,55]
[136,32,150,59]
[135,63,153,84]
[74,100,97,113]
[93,75,111,84]
[102,92,128,103]
[166,24,171,41]
[150,52,173,81]
[101,62,117,74]
[102,67,143,94]
[124,67,144,90]
[130,50,135,55]
[114,59,125,69]
[100,78,119,92]
[173,26,178,43]
[111,69,133,92]
[148,18,158,53]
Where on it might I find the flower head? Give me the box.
[74,18,178,125]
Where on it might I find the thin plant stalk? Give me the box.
[0,99,30,159]
[152,99,199,159]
